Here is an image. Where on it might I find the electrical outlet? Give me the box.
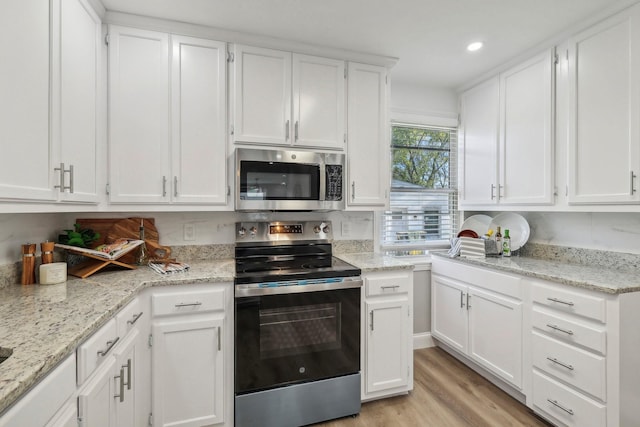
[183,224,196,241]
[341,222,350,237]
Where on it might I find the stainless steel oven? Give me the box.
[235,148,345,211]
[234,221,361,427]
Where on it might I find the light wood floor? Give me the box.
[315,347,552,427]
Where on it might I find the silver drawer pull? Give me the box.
[114,367,125,403]
[97,337,120,357]
[547,297,574,306]
[546,356,574,371]
[547,398,574,415]
[546,324,574,335]
[380,285,400,291]
[127,311,144,326]
[122,358,132,390]
[175,301,202,308]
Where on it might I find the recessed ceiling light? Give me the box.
[467,42,483,52]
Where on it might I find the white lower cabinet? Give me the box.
[46,400,78,427]
[150,284,232,427]
[77,356,117,427]
[362,270,413,400]
[431,257,523,390]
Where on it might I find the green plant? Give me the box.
[58,224,100,248]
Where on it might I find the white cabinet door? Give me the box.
[365,298,410,394]
[347,62,389,208]
[108,26,170,203]
[78,356,116,427]
[0,0,55,201]
[54,0,100,203]
[233,45,291,145]
[431,274,468,353]
[152,316,224,427]
[112,331,139,427]
[568,6,640,204]
[171,36,228,205]
[467,286,523,388]
[499,49,555,205]
[459,77,499,206]
[46,400,78,427]
[292,54,345,149]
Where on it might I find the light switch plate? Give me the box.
[183,224,196,241]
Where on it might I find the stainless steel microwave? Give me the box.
[235,148,345,211]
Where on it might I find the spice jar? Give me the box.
[21,244,36,285]
[41,241,55,264]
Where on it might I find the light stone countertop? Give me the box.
[335,252,415,272]
[432,252,640,294]
[0,259,235,416]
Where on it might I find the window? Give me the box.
[380,124,458,253]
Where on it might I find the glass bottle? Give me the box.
[503,229,511,257]
[136,220,147,265]
[495,226,502,256]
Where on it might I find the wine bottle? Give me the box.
[503,229,511,257]
[495,226,502,256]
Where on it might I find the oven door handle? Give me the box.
[235,277,363,297]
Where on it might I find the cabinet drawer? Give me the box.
[532,331,606,401]
[365,272,410,297]
[116,297,144,338]
[77,318,118,385]
[0,354,76,427]
[532,307,606,354]
[432,258,522,299]
[531,281,606,323]
[152,287,226,316]
[532,371,606,427]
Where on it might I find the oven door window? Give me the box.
[235,288,360,394]
[239,161,320,200]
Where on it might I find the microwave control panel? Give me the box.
[325,165,343,201]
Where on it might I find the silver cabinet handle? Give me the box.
[175,301,202,308]
[127,311,144,326]
[114,367,125,403]
[68,164,74,193]
[54,162,65,191]
[294,121,299,141]
[217,326,221,351]
[351,181,355,201]
[546,323,574,335]
[174,176,178,197]
[490,184,496,200]
[631,171,637,195]
[498,184,503,200]
[547,297,574,306]
[381,285,400,291]
[460,291,464,308]
[546,356,574,371]
[162,176,167,197]
[122,358,132,390]
[97,337,120,356]
[466,293,471,310]
[547,398,574,415]
[370,311,374,331]
[285,120,290,140]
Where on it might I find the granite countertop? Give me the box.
[0,252,412,415]
[0,259,235,416]
[432,252,640,294]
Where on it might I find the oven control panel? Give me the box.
[236,221,333,242]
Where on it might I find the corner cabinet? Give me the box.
[108,27,230,207]
[0,0,100,204]
[361,269,413,401]
[346,62,390,209]
[150,284,232,427]
[567,5,640,204]
[232,44,346,150]
[431,257,523,390]
[459,48,555,208]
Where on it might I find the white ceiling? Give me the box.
[101,0,632,89]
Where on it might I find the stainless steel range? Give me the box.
[234,221,362,427]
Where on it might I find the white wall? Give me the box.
[389,80,458,126]
[0,211,374,265]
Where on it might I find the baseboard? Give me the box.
[413,332,435,349]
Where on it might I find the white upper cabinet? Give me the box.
[459,77,499,206]
[171,36,228,204]
[346,62,389,209]
[292,54,345,149]
[459,49,555,208]
[499,49,555,205]
[567,6,640,204]
[54,0,101,203]
[0,0,100,204]
[233,44,346,149]
[108,26,171,204]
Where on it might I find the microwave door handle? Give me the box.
[319,163,327,201]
